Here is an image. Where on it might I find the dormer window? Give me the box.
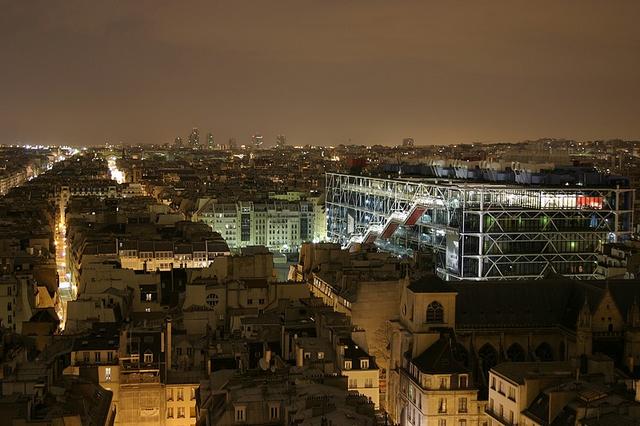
[360,359,369,369]
[144,352,153,363]
[426,301,444,323]
[459,375,468,388]
[344,360,352,370]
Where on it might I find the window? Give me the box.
[176,347,182,356]
[508,387,516,401]
[498,381,504,394]
[247,298,253,305]
[318,352,325,360]
[258,298,265,304]
[167,407,174,418]
[235,406,245,422]
[191,387,196,400]
[177,407,185,418]
[104,367,111,382]
[499,404,503,417]
[439,376,448,389]
[491,376,496,389]
[83,352,90,363]
[438,398,447,413]
[270,405,279,420]
[459,375,468,388]
[144,353,153,363]
[509,410,514,423]
[349,378,357,388]
[107,351,113,362]
[344,360,352,370]
[365,378,374,388]
[145,293,152,301]
[426,301,444,323]
[458,397,467,413]
[167,389,173,401]
[360,359,369,369]
[206,293,219,307]
[95,352,101,363]
[187,347,193,356]
[6,302,11,311]
[438,420,446,426]
[177,388,184,401]
[304,352,311,359]
[458,420,466,426]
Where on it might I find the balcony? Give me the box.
[485,408,516,426]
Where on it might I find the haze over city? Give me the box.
[3,3,640,426]
[2,0,640,146]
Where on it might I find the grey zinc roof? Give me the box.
[411,336,468,374]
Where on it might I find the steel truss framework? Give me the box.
[326,173,634,281]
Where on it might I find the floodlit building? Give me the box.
[326,173,634,280]
[194,200,324,253]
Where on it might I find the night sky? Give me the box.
[1,1,639,146]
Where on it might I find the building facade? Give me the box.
[326,173,634,280]
[194,200,324,253]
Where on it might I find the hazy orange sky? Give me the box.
[1,1,639,146]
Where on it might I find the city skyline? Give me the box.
[2,1,640,146]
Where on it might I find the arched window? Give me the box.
[426,301,444,323]
[478,343,498,384]
[535,342,554,362]
[506,343,526,362]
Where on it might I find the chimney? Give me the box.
[296,346,304,368]
[166,318,172,370]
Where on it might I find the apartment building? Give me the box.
[194,199,325,252]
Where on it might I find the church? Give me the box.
[386,275,640,425]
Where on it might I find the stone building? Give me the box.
[387,275,640,425]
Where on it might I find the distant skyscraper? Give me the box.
[402,137,415,147]
[174,136,183,148]
[228,138,237,150]
[207,132,215,150]
[276,134,287,148]
[251,134,264,149]
[189,128,200,149]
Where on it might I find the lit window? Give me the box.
[167,407,173,418]
[104,367,111,382]
[360,359,369,369]
[318,352,325,360]
[438,397,447,413]
[144,353,153,363]
[344,360,352,370]
[458,397,467,413]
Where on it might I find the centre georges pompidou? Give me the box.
[326,172,634,281]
